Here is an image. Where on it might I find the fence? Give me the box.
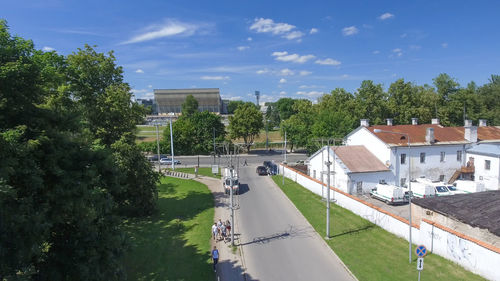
[281,164,500,281]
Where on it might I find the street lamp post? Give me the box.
[169,113,175,170]
[374,129,412,263]
[155,122,161,173]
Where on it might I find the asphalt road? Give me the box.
[163,151,307,168]
[234,164,356,281]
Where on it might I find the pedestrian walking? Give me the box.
[212,222,218,241]
[243,159,248,166]
[212,246,219,272]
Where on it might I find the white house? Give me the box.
[345,118,500,187]
[467,143,500,190]
[307,145,393,194]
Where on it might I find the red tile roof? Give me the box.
[367,125,500,146]
[332,145,390,173]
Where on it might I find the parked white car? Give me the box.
[416,178,452,196]
[370,183,409,205]
[405,181,436,198]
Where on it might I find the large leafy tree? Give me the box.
[181,94,199,117]
[280,100,315,152]
[0,21,126,279]
[229,103,263,152]
[162,111,225,155]
[227,100,245,114]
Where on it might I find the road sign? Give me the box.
[212,165,219,175]
[417,257,424,271]
[415,245,427,257]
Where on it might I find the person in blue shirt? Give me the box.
[212,246,219,272]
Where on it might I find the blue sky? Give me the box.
[3,0,500,103]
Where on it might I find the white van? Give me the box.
[453,180,485,193]
[370,183,409,205]
[416,178,452,196]
[223,168,240,195]
[406,181,436,198]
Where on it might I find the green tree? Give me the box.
[182,94,199,116]
[477,75,500,125]
[280,100,315,152]
[354,80,388,125]
[229,103,263,152]
[227,100,245,114]
[274,97,297,121]
[163,111,225,155]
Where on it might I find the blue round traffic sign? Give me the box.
[416,245,427,257]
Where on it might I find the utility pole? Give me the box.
[155,122,161,173]
[282,130,287,185]
[326,140,331,239]
[213,127,216,164]
[169,115,175,170]
[230,168,235,246]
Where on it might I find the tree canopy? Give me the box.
[228,103,264,152]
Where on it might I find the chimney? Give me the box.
[464,126,478,143]
[464,119,472,127]
[386,118,393,126]
[411,118,418,125]
[360,119,370,127]
[426,127,435,143]
[479,119,487,127]
[431,118,440,125]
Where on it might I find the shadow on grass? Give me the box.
[123,181,215,281]
[332,224,376,238]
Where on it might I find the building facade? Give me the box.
[154,88,222,114]
[467,143,500,190]
[345,118,500,188]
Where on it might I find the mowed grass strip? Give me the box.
[122,177,215,281]
[169,167,221,178]
[271,176,485,281]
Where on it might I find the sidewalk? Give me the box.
[194,176,246,281]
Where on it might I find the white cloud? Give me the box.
[342,26,358,36]
[131,89,153,99]
[280,91,287,96]
[135,69,144,73]
[250,18,305,40]
[441,42,448,48]
[280,68,294,76]
[296,91,324,97]
[392,48,403,57]
[148,85,153,88]
[309,28,318,34]
[299,70,312,76]
[379,13,394,20]
[237,46,249,51]
[279,78,287,83]
[200,76,230,80]
[256,69,269,74]
[272,51,315,63]
[247,37,253,41]
[373,50,380,54]
[315,58,341,66]
[42,46,55,52]
[122,20,198,44]
[284,31,305,40]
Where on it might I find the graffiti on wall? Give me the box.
[447,233,476,268]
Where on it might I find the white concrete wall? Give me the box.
[346,127,391,164]
[349,171,395,194]
[468,153,500,190]
[281,164,500,281]
[420,221,500,281]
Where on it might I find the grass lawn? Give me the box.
[271,176,485,281]
[122,177,215,281]
[136,126,164,143]
[169,167,221,178]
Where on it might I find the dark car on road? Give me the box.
[256,166,268,176]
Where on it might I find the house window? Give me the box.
[440,152,446,162]
[457,151,462,162]
[400,178,407,187]
[439,175,445,181]
[401,154,406,164]
[485,160,491,170]
[420,152,426,163]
